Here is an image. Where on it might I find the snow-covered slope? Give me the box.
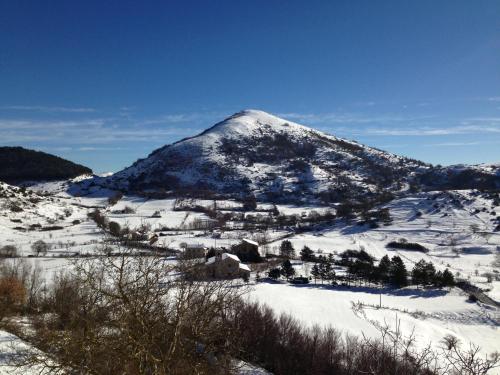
[101,110,498,203]
[0,181,105,256]
[105,110,430,203]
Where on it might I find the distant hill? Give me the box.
[97,110,498,204]
[0,147,92,183]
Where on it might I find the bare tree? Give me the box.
[31,240,49,257]
[441,335,500,375]
[17,247,248,375]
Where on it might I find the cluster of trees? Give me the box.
[268,259,296,280]
[1,241,52,258]
[87,209,150,242]
[334,192,395,225]
[311,258,336,283]
[8,252,247,374]
[0,244,18,257]
[231,300,499,375]
[282,242,455,289]
[312,250,410,288]
[411,259,455,288]
[387,239,428,253]
[340,252,454,289]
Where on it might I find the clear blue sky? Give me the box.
[1,0,499,173]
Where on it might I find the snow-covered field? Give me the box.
[0,181,106,256]
[1,180,499,371]
[0,329,42,375]
[248,280,499,365]
[270,190,499,283]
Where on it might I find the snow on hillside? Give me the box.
[248,281,499,369]
[0,329,42,375]
[0,181,106,256]
[267,190,499,281]
[0,181,498,372]
[102,110,428,202]
[0,114,498,372]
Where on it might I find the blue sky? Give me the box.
[0,0,499,173]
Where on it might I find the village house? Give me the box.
[182,243,208,259]
[232,238,263,262]
[205,253,251,279]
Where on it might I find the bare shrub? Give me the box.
[122,205,136,214]
[87,208,107,229]
[18,250,247,374]
[0,258,45,312]
[441,335,500,375]
[0,276,26,321]
[108,221,122,237]
[108,192,123,206]
[0,245,18,257]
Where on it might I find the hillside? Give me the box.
[103,110,498,204]
[0,146,92,183]
[105,110,426,202]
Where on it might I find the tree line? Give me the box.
[270,241,455,289]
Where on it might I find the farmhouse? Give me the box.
[205,253,251,279]
[182,243,208,259]
[232,238,263,262]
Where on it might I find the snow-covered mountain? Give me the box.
[103,110,498,203]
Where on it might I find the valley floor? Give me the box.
[1,180,499,372]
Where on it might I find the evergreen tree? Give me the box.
[242,194,257,211]
[440,268,455,288]
[319,261,335,283]
[433,270,444,288]
[389,256,408,287]
[300,246,315,262]
[311,263,320,283]
[377,255,391,283]
[411,260,426,286]
[336,201,355,222]
[280,240,295,259]
[379,208,392,225]
[425,261,436,285]
[411,260,436,287]
[268,268,281,280]
[280,260,296,280]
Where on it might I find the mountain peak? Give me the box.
[232,109,280,119]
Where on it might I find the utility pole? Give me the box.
[379,286,382,308]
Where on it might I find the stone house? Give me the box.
[205,253,251,279]
[232,238,263,262]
